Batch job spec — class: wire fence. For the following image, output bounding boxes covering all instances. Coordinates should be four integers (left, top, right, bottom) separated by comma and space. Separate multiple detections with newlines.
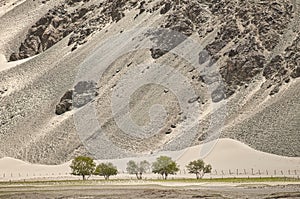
201, 169, 300, 179
0, 169, 299, 181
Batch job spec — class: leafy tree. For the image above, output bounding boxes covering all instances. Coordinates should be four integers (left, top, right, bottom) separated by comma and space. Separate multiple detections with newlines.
70, 156, 96, 180
152, 156, 179, 180
186, 159, 212, 179
94, 162, 118, 180
126, 160, 150, 179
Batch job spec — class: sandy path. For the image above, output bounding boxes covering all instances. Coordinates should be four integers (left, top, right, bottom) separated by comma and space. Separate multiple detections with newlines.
0, 183, 299, 199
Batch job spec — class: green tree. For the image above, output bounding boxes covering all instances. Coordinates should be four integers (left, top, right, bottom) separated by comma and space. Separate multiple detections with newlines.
126, 160, 150, 179
186, 159, 212, 179
94, 162, 118, 180
152, 156, 179, 180
70, 156, 96, 180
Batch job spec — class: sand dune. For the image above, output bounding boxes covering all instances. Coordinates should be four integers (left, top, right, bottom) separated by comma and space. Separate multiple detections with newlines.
177, 138, 300, 172
0, 138, 299, 181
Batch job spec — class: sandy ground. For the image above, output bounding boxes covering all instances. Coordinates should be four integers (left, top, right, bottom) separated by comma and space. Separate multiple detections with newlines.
0, 183, 299, 199
0, 138, 299, 181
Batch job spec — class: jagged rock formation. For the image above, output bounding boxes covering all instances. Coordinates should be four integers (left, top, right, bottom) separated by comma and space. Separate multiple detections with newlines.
9, 3, 96, 61
11, 0, 297, 97
9, 0, 141, 61
204, 0, 295, 98
263, 34, 300, 92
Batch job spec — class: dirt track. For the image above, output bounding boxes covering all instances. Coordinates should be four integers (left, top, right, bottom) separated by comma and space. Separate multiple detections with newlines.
0, 184, 300, 199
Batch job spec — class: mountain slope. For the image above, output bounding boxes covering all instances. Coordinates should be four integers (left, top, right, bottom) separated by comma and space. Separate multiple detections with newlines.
0, 0, 299, 164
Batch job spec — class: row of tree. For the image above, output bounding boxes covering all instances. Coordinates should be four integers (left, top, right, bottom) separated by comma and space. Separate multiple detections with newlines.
70, 156, 212, 180
70, 156, 117, 180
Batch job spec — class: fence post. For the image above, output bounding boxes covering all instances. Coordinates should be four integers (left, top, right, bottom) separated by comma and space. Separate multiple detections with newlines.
251, 168, 254, 175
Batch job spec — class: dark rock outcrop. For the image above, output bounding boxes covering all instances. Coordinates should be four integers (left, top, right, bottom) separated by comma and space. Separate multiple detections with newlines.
9, 0, 299, 101
9, 0, 139, 61
55, 90, 73, 115
291, 67, 300, 78
9, 5, 92, 61
73, 81, 98, 108
203, 0, 294, 98
55, 81, 98, 115
211, 85, 226, 103
262, 34, 300, 94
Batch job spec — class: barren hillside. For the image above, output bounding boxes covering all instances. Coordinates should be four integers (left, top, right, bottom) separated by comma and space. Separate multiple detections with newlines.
0, 0, 299, 164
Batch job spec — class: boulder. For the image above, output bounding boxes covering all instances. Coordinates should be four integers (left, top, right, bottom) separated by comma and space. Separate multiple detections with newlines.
160, 2, 172, 15
73, 81, 98, 108
291, 67, 300, 78
55, 100, 72, 115
55, 90, 73, 115
211, 86, 226, 103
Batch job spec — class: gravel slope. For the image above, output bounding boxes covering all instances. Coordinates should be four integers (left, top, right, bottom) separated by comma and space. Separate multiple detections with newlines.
0, 0, 299, 164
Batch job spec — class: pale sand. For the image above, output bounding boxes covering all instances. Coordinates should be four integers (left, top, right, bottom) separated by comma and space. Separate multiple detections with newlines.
177, 138, 300, 171
0, 53, 34, 72
0, 138, 299, 181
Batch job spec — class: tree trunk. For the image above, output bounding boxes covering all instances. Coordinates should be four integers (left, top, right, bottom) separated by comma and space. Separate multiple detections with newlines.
82, 175, 86, 180
164, 173, 168, 180
139, 172, 143, 180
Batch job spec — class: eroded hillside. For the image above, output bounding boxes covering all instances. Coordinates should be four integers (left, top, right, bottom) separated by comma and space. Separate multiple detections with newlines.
0, 0, 299, 164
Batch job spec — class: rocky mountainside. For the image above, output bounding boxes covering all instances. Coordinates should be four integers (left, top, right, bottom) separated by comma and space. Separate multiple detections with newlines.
0, 0, 299, 164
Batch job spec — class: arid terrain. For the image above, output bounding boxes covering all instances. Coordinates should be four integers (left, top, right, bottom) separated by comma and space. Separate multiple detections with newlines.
0, 0, 300, 198
0, 183, 300, 199
0, 0, 299, 164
